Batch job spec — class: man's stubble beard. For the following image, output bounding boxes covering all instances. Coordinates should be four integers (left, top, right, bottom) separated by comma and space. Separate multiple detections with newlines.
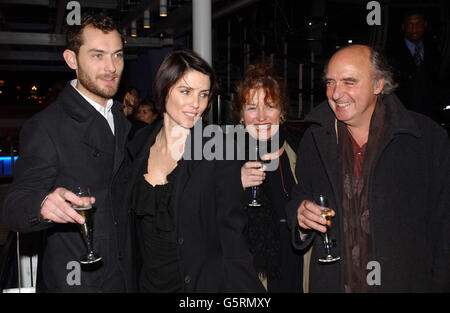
77, 63, 122, 100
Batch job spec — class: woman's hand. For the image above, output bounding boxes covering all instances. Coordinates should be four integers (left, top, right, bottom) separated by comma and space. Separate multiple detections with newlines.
241, 161, 266, 189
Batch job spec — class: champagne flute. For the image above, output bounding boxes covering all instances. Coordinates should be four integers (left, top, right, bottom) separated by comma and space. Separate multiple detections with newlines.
317, 194, 340, 263
248, 143, 263, 207
72, 187, 102, 264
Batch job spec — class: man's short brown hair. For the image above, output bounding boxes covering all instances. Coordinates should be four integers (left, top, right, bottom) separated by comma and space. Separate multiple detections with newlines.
65, 12, 120, 54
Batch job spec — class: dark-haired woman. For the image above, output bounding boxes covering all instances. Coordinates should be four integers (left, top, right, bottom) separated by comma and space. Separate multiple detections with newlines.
127, 50, 264, 293
233, 63, 303, 292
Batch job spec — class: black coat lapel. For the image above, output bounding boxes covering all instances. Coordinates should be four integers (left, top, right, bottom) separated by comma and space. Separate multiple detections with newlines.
127, 120, 163, 196
311, 124, 340, 209
112, 102, 131, 176
304, 101, 341, 210
59, 83, 115, 155
171, 158, 188, 224
171, 124, 204, 221
128, 120, 162, 161
81, 114, 115, 155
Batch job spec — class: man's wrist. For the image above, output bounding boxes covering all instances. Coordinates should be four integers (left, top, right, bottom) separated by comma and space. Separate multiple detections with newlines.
297, 225, 312, 241
40, 194, 49, 208
39, 194, 53, 223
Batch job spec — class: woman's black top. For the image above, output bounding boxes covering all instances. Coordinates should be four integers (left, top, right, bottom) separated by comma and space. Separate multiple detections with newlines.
265, 150, 303, 292
245, 148, 303, 292
132, 160, 182, 293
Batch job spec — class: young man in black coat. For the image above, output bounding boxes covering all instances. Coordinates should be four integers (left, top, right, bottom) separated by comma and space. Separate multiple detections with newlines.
2, 13, 135, 292
287, 44, 450, 292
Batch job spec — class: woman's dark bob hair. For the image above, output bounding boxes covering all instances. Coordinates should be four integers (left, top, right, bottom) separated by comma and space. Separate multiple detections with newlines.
152, 49, 218, 119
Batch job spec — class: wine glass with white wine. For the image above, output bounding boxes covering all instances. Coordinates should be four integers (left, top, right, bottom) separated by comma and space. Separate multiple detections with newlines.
317, 194, 340, 263
248, 143, 263, 207
72, 187, 102, 264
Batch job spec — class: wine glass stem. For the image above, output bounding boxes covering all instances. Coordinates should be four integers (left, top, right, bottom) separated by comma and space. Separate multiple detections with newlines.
86, 241, 94, 254
81, 224, 94, 252
323, 232, 332, 254
252, 186, 258, 199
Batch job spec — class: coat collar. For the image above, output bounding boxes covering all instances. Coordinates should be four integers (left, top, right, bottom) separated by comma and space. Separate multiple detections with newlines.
127, 119, 163, 161
381, 93, 421, 139
58, 82, 123, 122
59, 83, 95, 121
111, 103, 131, 175
58, 82, 130, 175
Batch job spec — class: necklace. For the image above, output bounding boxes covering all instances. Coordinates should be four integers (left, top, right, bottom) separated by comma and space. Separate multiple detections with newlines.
278, 154, 289, 198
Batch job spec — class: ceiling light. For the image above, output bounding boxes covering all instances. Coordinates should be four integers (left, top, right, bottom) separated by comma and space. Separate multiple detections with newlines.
160, 0, 167, 17
131, 20, 137, 37
144, 9, 150, 28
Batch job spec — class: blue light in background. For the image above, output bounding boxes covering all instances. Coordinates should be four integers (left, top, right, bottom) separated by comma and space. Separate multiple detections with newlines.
0, 156, 19, 176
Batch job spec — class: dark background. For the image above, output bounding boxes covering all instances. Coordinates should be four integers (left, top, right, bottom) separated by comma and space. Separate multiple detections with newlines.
0, 0, 449, 158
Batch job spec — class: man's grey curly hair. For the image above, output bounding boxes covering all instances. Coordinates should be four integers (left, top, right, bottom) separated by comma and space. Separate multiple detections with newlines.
369, 47, 398, 95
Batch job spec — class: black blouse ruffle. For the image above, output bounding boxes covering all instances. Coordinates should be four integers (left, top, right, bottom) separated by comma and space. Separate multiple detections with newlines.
132, 162, 182, 293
